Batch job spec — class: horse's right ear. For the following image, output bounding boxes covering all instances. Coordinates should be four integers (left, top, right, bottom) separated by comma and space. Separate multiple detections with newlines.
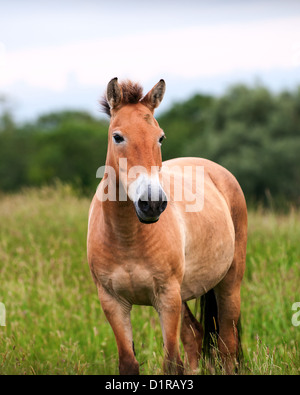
106, 77, 122, 110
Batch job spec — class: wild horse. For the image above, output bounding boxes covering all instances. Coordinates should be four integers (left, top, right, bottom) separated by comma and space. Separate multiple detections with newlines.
87, 78, 247, 374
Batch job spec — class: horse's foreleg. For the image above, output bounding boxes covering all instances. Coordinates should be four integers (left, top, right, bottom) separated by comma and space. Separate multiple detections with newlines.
155, 282, 184, 375
97, 285, 139, 375
180, 302, 203, 372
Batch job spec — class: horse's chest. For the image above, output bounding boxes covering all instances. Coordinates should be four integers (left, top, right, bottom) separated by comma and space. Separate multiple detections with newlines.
99, 264, 155, 306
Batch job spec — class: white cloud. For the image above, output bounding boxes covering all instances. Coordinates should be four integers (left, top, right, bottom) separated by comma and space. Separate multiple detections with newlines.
1, 16, 300, 92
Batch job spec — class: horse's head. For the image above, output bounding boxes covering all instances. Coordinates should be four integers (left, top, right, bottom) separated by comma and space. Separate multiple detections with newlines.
103, 78, 168, 224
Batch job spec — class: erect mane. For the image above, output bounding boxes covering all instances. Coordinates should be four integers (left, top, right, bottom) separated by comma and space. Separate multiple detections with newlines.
100, 80, 144, 117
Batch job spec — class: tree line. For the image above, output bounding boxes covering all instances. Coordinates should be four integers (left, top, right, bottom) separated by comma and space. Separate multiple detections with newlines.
0, 83, 299, 207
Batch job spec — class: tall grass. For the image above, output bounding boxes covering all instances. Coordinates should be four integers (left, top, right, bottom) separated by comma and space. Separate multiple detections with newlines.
0, 185, 299, 374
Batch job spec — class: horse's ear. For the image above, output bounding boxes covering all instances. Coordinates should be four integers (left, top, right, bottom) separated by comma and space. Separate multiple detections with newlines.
106, 77, 122, 110
141, 79, 166, 112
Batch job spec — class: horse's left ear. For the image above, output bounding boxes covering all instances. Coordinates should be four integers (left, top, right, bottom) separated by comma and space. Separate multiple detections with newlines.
141, 79, 166, 112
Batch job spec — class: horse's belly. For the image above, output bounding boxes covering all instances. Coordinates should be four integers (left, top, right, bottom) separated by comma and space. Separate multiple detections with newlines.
180, 236, 235, 301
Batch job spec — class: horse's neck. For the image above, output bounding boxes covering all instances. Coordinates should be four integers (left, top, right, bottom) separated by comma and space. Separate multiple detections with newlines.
104, 202, 143, 246
97, 178, 141, 243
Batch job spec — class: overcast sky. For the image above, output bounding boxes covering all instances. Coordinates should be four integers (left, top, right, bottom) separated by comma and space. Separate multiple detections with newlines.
1, 0, 300, 121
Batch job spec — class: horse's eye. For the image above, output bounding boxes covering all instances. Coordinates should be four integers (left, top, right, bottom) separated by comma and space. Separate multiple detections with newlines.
113, 134, 125, 144
159, 135, 165, 145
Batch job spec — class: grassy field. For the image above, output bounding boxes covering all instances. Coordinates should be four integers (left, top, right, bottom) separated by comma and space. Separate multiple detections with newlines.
0, 185, 299, 375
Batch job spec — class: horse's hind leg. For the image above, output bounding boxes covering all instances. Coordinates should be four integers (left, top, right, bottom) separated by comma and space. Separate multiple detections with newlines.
214, 279, 242, 373
214, 213, 247, 373
180, 302, 203, 371
156, 281, 184, 374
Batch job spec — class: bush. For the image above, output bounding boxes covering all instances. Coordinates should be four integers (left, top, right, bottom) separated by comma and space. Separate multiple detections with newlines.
0, 85, 300, 206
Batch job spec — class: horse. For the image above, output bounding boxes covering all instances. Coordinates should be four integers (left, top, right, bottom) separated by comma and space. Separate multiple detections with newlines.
87, 78, 247, 375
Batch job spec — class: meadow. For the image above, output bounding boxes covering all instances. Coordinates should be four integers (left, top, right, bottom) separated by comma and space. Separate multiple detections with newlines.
0, 184, 299, 375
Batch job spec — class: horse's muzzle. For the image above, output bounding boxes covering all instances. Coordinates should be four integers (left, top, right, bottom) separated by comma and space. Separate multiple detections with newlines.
134, 187, 168, 224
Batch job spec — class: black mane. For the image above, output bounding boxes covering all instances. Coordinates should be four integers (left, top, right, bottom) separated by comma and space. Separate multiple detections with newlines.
100, 80, 144, 117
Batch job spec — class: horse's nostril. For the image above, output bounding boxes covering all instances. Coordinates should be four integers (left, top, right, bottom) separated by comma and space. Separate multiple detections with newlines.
138, 197, 167, 217
138, 199, 150, 213
160, 200, 168, 213
137, 190, 167, 218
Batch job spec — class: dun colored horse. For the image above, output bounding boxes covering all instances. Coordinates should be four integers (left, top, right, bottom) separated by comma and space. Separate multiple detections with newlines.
87, 78, 247, 375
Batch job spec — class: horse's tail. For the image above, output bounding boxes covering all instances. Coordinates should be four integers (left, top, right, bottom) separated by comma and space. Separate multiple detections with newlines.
199, 289, 243, 365
200, 289, 219, 359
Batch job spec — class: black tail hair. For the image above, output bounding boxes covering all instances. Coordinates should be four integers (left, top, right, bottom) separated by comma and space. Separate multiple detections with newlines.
200, 289, 219, 358
199, 289, 243, 366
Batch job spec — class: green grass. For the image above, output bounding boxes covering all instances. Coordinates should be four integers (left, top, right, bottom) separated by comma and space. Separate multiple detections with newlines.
0, 185, 299, 375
